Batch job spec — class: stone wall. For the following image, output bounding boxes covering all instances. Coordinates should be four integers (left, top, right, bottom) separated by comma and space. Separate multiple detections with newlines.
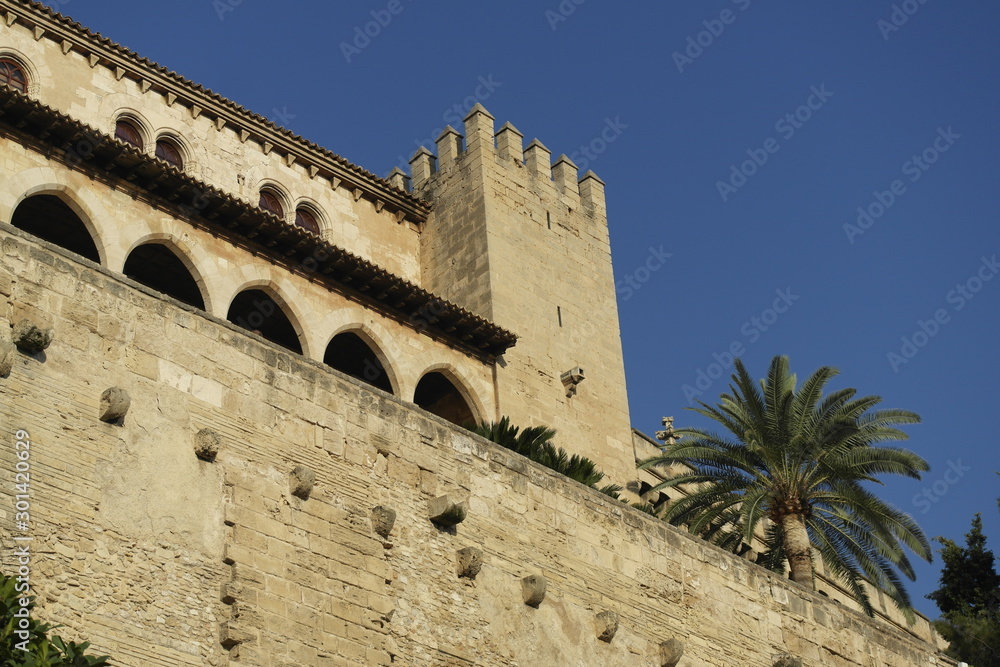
0, 228, 954, 666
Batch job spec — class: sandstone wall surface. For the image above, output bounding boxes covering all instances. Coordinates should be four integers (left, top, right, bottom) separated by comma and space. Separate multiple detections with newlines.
0, 228, 954, 667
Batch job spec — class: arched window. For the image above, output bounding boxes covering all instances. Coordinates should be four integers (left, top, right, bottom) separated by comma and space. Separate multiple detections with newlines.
294, 207, 320, 235
155, 138, 184, 170
227, 289, 302, 354
123, 243, 205, 309
258, 190, 284, 218
414, 371, 476, 427
115, 119, 144, 150
0, 58, 27, 94
11, 194, 101, 264
324, 332, 394, 394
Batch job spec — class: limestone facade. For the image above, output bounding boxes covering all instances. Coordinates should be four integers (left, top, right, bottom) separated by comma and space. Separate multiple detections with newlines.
0, 1, 954, 665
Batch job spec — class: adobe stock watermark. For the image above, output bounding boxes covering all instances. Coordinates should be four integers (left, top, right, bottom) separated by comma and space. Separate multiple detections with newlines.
681, 287, 799, 404
672, 0, 752, 74
392, 75, 503, 172
912, 459, 970, 514
844, 126, 960, 244
271, 106, 296, 127
212, 0, 244, 21
877, 0, 932, 41
887, 254, 999, 373
615, 246, 672, 302
545, 0, 587, 31
340, 0, 414, 63
568, 116, 628, 172
716, 85, 834, 202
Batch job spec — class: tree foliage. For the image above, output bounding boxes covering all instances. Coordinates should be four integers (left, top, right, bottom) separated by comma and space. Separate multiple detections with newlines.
928, 514, 1000, 666
469, 417, 621, 497
639, 355, 931, 619
0, 573, 110, 666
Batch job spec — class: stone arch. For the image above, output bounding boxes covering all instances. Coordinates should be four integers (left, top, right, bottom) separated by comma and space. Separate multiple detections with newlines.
122, 237, 209, 310
292, 197, 326, 236
0, 48, 40, 97
226, 280, 309, 357
124, 228, 222, 315
255, 179, 291, 223
413, 364, 483, 427
111, 107, 153, 152
323, 324, 399, 395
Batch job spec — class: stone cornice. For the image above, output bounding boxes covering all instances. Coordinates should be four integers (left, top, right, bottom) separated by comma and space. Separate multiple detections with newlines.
0, 0, 430, 226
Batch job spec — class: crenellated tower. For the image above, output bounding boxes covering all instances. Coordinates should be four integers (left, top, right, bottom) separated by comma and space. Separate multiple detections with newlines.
405, 104, 633, 485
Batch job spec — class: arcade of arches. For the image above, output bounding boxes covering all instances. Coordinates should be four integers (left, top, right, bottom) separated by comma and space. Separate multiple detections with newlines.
8, 194, 478, 427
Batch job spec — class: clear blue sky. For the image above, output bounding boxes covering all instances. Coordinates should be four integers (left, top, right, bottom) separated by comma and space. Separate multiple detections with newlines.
42, 0, 999, 619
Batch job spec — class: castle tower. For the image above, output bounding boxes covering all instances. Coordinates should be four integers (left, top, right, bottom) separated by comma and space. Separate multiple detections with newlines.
410, 104, 634, 484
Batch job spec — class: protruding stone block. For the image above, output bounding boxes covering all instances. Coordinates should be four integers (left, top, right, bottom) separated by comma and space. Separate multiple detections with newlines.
456, 547, 483, 579
659, 638, 684, 667
521, 574, 546, 607
12, 319, 52, 353
371, 506, 396, 538
289, 465, 316, 500
552, 154, 579, 194
428, 495, 467, 527
0, 337, 15, 376
579, 170, 606, 218
595, 610, 619, 643
773, 656, 802, 667
99, 387, 130, 423
195, 428, 221, 462
463, 103, 495, 154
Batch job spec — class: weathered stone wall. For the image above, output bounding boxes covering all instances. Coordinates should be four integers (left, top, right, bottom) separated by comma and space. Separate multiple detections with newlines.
0, 228, 954, 666
0, 4, 423, 283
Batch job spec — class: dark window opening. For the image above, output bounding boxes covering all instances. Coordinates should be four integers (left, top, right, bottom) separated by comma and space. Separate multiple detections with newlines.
294, 208, 320, 235
258, 190, 284, 218
155, 139, 184, 170
123, 243, 205, 309
0, 58, 27, 94
414, 372, 474, 427
115, 119, 143, 149
227, 289, 301, 354
324, 332, 393, 394
557, 306, 562, 327
11, 195, 101, 263
546, 211, 551, 229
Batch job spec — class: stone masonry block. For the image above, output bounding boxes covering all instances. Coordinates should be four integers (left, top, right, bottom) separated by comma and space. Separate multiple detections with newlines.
289, 465, 316, 500
99, 387, 130, 423
595, 610, 619, 643
521, 574, 546, 607
659, 638, 685, 667
371, 506, 396, 538
456, 547, 483, 579
12, 318, 52, 353
195, 428, 221, 462
773, 656, 802, 667
0, 336, 14, 376
428, 495, 467, 527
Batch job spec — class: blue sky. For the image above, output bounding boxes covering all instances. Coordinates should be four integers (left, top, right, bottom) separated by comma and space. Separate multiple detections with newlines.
42, 0, 999, 618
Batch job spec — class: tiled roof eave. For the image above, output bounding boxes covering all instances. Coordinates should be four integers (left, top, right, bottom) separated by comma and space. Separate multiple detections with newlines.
0, 87, 518, 360
1, 0, 429, 223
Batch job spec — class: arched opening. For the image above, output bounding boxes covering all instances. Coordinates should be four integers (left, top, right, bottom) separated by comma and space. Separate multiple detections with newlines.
155, 137, 184, 170
10, 194, 101, 263
323, 332, 393, 394
0, 57, 28, 94
227, 289, 302, 354
115, 119, 144, 150
123, 243, 205, 309
258, 189, 284, 218
414, 371, 475, 427
294, 207, 321, 235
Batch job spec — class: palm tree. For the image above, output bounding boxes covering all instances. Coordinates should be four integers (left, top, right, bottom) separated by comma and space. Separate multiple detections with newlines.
639, 355, 931, 619
469, 417, 620, 495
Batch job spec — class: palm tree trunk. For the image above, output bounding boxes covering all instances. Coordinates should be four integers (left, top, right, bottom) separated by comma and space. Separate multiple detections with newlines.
781, 513, 813, 586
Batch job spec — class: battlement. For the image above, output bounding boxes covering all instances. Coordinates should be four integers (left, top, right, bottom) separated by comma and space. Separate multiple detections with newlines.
403, 104, 607, 218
